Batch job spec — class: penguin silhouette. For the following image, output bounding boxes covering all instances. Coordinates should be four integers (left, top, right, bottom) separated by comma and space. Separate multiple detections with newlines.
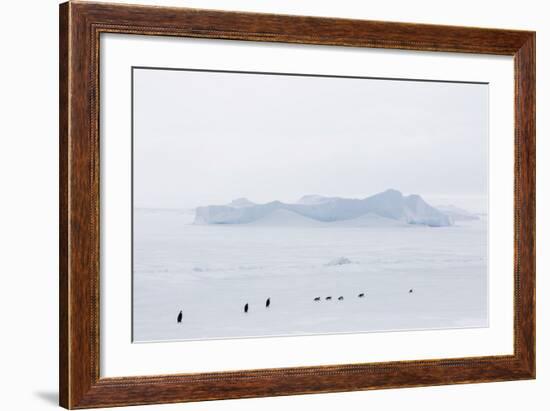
314, 297, 321, 301
177, 310, 183, 323
244, 303, 249, 313
265, 298, 271, 308
409, 289, 414, 294
338, 296, 344, 301
358, 293, 365, 298
325, 296, 332, 301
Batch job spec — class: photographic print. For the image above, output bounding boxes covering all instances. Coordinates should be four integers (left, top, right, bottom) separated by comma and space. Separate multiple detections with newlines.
132, 67, 488, 343
60, 5, 535, 406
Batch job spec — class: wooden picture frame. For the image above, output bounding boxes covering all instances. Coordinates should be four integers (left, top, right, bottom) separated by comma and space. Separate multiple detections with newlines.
59, 1, 535, 408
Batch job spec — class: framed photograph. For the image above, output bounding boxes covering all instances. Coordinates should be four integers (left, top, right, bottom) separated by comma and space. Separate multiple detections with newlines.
59, 2, 535, 409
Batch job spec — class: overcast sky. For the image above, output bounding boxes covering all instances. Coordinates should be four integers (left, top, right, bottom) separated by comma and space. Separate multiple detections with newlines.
133, 68, 488, 212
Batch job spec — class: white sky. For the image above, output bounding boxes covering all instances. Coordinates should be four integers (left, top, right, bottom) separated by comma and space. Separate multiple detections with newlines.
133, 68, 488, 212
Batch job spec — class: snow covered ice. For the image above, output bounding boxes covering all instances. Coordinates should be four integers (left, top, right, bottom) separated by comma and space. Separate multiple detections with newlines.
132, 191, 487, 342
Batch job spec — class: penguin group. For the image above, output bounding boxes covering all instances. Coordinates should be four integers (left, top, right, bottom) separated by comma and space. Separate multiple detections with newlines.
314, 292, 365, 302
242, 298, 271, 314
177, 288, 416, 322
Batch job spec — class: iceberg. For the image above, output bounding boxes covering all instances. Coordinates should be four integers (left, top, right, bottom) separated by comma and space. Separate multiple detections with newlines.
194, 189, 453, 227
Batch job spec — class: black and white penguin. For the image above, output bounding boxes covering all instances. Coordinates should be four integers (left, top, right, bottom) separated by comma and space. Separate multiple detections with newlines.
177, 310, 183, 323
244, 303, 249, 313
265, 298, 271, 308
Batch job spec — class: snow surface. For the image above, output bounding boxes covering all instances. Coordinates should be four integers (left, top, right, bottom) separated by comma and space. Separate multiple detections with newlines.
133, 208, 488, 342
194, 189, 452, 227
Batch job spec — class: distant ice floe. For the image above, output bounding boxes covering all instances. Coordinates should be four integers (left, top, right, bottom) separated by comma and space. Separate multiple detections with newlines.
436, 204, 480, 222
194, 189, 454, 227
325, 257, 355, 266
